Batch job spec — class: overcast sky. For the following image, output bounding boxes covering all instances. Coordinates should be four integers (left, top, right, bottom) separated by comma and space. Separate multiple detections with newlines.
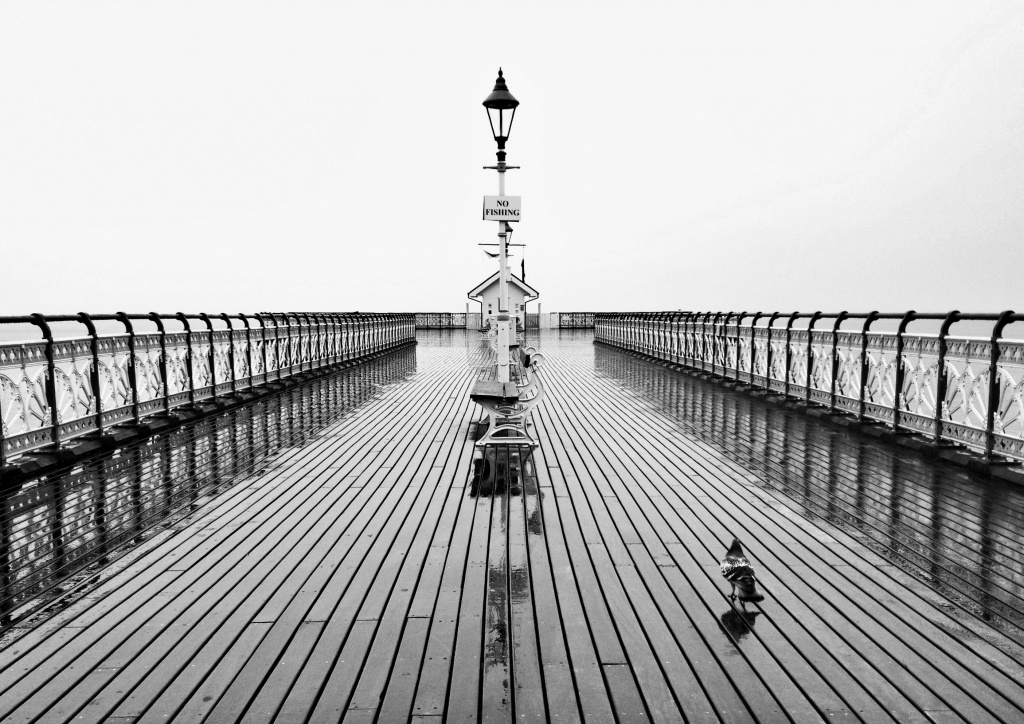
2, 1, 1021, 315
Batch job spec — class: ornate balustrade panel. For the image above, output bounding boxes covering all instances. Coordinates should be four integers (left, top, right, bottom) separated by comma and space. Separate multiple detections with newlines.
594, 311, 1024, 463
808, 330, 834, 406
558, 313, 595, 329
415, 313, 472, 329
833, 331, 863, 414
752, 328, 770, 386
862, 332, 898, 423
1, 313, 416, 465
939, 336, 992, 451
995, 339, 1024, 460
897, 334, 939, 433
787, 329, 809, 395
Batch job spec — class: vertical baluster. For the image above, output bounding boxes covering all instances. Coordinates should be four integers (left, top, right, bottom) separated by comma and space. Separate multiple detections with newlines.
765, 312, 780, 392
984, 310, 1015, 460
176, 313, 195, 404
749, 313, 761, 385
199, 313, 216, 401
148, 313, 170, 414
30, 314, 60, 446
78, 313, 106, 432
858, 312, 879, 421
784, 312, 800, 399
220, 314, 236, 395
829, 312, 848, 413
933, 311, 960, 443
238, 314, 252, 390
805, 312, 822, 405
892, 311, 916, 431
115, 312, 141, 423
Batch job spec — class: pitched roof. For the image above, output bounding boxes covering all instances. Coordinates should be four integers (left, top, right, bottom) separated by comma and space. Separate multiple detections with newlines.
467, 272, 539, 299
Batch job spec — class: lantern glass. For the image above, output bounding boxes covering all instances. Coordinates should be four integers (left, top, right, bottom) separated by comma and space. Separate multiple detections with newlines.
487, 106, 516, 141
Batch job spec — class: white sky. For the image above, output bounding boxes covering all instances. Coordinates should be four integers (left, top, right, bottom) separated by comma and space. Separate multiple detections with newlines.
1, 1, 1022, 315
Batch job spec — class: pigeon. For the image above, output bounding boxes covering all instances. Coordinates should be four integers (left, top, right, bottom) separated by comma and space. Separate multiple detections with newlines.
720, 538, 765, 608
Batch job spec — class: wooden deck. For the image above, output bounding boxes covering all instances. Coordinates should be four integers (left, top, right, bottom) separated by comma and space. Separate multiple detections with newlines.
2, 330, 1024, 723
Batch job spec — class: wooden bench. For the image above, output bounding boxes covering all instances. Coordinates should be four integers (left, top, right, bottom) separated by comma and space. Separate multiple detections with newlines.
470, 347, 546, 447
469, 380, 520, 405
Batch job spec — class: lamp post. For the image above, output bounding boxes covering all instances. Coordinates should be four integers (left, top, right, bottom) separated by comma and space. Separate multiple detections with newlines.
483, 68, 519, 383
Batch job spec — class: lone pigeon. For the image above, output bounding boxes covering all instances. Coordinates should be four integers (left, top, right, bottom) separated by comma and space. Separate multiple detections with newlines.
720, 538, 764, 607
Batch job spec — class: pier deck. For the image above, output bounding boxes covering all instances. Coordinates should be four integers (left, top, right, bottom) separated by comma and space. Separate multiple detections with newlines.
2, 330, 1024, 723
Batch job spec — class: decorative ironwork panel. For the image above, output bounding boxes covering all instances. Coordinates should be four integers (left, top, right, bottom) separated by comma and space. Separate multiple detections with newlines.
808, 331, 833, 398
751, 329, 769, 381
768, 338, 787, 383
788, 330, 809, 386
994, 340, 1024, 445
737, 331, 751, 375
941, 336, 990, 434
862, 332, 897, 413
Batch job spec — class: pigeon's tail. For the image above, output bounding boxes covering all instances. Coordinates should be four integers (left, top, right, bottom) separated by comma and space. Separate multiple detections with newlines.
735, 576, 764, 604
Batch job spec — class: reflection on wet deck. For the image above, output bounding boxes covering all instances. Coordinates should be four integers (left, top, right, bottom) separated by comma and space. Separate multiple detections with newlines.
2, 330, 1024, 723
1, 349, 417, 628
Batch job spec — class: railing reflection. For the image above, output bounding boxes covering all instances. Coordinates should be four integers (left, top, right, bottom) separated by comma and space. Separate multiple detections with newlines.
594, 345, 1024, 643
0, 347, 416, 630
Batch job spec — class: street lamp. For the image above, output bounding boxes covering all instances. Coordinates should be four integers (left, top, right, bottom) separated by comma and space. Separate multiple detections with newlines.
483, 68, 520, 383
483, 68, 519, 162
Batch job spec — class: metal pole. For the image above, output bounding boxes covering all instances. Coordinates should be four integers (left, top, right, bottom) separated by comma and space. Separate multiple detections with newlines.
858, 312, 879, 421
78, 313, 105, 433
933, 311, 960, 443
892, 310, 917, 431
149, 313, 170, 414
496, 160, 511, 383
984, 310, 1015, 460
29, 314, 60, 447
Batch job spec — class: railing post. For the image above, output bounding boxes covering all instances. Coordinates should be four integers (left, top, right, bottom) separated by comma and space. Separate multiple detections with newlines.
933, 311, 960, 443
238, 313, 252, 389
749, 313, 761, 384
805, 312, 822, 405
115, 312, 141, 424
701, 312, 712, 372
984, 310, 1015, 460
784, 312, 800, 399
199, 313, 216, 401
148, 313, 170, 414
220, 313, 237, 394
892, 310, 916, 431
857, 312, 879, 421
176, 313, 195, 405
829, 312, 848, 413
28, 314, 60, 447
77, 313, 105, 433
732, 312, 745, 381
254, 313, 269, 385
766, 312, 780, 391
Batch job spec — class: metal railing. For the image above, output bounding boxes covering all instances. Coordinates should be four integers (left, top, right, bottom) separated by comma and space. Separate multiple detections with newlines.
0, 312, 416, 466
558, 313, 595, 329
415, 313, 468, 328
594, 311, 1024, 463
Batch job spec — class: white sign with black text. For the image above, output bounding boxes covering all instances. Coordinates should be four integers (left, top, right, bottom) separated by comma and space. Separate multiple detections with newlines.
482, 196, 521, 221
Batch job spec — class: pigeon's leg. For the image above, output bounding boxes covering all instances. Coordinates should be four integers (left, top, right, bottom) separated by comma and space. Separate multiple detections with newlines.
729, 583, 736, 601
